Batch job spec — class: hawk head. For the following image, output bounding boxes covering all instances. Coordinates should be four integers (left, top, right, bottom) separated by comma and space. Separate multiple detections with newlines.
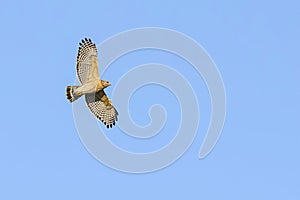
101, 80, 111, 88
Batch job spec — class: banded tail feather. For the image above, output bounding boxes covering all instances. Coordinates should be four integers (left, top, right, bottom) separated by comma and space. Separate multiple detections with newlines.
66, 86, 81, 102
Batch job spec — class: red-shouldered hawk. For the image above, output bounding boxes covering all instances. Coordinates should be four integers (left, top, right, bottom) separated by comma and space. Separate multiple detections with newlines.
66, 38, 118, 128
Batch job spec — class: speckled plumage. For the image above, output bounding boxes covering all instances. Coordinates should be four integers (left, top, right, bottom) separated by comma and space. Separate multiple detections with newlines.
66, 38, 118, 128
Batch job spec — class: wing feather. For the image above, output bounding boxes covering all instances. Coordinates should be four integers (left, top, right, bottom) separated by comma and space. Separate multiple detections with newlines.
76, 38, 99, 84
85, 90, 118, 128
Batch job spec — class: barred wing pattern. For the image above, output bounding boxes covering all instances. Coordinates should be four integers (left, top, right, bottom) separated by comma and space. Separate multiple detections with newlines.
85, 90, 119, 128
76, 38, 99, 84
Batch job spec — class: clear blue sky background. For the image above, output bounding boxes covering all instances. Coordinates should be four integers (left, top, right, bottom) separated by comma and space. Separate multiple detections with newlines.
1, 0, 299, 199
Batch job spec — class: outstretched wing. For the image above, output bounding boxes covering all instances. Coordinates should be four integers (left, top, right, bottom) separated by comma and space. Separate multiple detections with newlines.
76, 38, 99, 84
85, 90, 118, 128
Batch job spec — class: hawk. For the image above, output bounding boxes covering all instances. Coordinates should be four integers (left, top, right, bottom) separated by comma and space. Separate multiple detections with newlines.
66, 38, 118, 128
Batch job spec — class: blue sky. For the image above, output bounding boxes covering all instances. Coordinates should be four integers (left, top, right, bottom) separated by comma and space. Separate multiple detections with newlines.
1, 0, 300, 199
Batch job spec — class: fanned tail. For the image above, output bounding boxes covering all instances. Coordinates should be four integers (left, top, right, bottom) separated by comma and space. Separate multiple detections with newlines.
66, 86, 81, 102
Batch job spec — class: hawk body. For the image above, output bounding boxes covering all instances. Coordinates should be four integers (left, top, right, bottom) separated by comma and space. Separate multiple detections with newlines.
66, 38, 118, 128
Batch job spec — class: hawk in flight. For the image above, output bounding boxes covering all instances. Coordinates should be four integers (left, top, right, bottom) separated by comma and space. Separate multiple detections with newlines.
66, 38, 118, 128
